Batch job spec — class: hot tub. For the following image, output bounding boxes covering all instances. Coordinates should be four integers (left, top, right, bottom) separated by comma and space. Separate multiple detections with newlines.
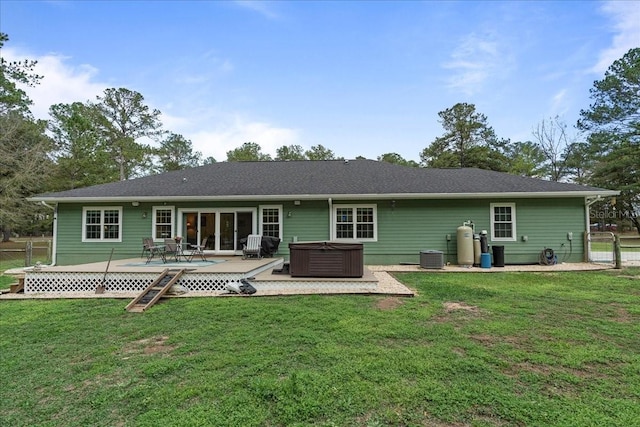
288, 241, 363, 278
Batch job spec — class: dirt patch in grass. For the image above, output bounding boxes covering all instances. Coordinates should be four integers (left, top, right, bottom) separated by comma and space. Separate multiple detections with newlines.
443, 302, 479, 313
609, 304, 633, 323
432, 302, 485, 323
120, 335, 175, 357
376, 297, 405, 310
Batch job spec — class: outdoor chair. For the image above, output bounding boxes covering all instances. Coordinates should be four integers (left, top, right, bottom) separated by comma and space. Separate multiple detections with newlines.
164, 238, 180, 262
141, 237, 154, 258
188, 237, 208, 262
243, 234, 262, 259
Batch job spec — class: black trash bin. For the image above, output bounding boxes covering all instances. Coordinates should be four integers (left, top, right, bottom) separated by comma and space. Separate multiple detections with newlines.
492, 245, 505, 267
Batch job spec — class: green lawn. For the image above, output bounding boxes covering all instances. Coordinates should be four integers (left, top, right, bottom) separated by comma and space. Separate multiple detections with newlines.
1, 269, 639, 426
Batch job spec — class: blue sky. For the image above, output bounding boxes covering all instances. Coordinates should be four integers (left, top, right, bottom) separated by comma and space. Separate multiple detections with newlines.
2, 1, 639, 162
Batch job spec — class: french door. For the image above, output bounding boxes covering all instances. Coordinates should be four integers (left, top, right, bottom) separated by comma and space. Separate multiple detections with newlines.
180, 209, 255, 254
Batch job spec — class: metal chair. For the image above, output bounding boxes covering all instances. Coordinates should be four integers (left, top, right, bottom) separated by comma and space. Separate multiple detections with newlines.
141, 237, 154, 258
242, 234, 262, 259
164, 238, 180, 262
188, 237, 208, 262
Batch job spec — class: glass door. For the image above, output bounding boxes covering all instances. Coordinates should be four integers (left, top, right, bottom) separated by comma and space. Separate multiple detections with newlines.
200, 213, 216, 249
236, 212, 253, 250
220, 213, 235, 251
183, 212, 198, 246
180, 209, 255, 253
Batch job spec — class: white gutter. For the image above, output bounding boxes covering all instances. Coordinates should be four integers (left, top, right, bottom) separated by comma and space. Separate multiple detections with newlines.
40, 201, 57, 266
28, 190, 620, 204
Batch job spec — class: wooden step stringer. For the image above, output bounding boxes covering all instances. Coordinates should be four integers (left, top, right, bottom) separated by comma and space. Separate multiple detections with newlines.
125, 269, 185, 313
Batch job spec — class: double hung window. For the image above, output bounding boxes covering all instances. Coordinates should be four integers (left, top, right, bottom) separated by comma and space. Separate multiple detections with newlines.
82, 207, 122, 242
490, 203, 516, 241
333, 205, 377, 241
260, 206, 282, 239
153, 207, 174, 240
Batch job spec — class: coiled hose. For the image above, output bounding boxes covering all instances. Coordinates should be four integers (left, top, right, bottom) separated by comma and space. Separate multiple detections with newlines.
539, 248, 556, 265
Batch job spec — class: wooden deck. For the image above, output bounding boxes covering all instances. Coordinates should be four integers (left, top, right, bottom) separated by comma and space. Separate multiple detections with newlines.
2, 256, 414, 298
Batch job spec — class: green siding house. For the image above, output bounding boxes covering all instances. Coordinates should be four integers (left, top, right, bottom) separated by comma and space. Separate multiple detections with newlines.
30, 160, 618, 266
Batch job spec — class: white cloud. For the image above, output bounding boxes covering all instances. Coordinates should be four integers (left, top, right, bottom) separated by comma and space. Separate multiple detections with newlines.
550, 89, 568, 116
233, 0, 280, 20
3, 48, 108, 120
177, 115, 300, 161
592, 1, 640, 73
443, 32, 513, 95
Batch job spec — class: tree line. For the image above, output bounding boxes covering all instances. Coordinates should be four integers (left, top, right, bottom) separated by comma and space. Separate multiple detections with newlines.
1, 32, 638, 238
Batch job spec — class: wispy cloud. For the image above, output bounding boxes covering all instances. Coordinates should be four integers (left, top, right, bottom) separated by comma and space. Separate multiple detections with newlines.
442, 31, 513, 96
3, 48, 107, 119
549, 89, 568, 116
5, 47, 297, 162
592, 0, 640, 73
185, 115, 300, 161
234, 1, 280, 20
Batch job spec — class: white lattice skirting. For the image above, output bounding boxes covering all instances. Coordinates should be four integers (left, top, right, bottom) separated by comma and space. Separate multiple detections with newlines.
25, 272, 246, 293
253, 280, 377, 292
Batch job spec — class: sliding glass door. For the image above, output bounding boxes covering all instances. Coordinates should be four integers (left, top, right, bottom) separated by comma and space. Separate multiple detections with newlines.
180, 209, 255, 253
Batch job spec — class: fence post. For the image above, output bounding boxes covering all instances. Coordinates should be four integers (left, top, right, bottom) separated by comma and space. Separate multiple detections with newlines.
614, 234, 622, 269
25, 241, 32, 267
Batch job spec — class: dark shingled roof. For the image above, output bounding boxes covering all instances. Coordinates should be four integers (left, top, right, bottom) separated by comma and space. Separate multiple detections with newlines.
33, 159, 616, 201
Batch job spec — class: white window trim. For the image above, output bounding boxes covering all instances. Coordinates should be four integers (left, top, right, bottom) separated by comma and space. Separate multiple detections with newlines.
82, 206, 123, 242
490, 203, 517, 242
332, 204, 377, 242
259, 205, 282, 239
152, 206, 175, 241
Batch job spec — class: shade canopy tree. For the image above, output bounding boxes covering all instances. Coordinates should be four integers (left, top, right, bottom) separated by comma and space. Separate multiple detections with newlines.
93, 88, 163, 180
420, 103, 509, 171
305, 144, 339, 160
504, 141, 548, 178
155, 132, 202, 172
0, 33, 41, 117
48, 102, 117, 189
0, 33, 51, 240
377, 153, 419, 167
275, 144, 306, 161
578, 47, 640, 233
226, 142, 273, 161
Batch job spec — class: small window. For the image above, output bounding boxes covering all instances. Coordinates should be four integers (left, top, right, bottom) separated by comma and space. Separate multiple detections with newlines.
333, 205, 377, 241
260, 206, 282, 239
153, 207, 174, 240
82, 207, 122, 242
491, 203, 516, 241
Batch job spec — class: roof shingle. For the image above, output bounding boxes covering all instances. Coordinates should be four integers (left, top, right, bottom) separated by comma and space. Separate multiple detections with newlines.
33, 159, 616, 200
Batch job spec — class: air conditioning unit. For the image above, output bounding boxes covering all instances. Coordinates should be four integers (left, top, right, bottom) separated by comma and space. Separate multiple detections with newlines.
420, 250, 444, 269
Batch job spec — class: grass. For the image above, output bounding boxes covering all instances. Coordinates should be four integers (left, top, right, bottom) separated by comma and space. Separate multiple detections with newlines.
1, 238, 52, 288
1, 269, 640, 426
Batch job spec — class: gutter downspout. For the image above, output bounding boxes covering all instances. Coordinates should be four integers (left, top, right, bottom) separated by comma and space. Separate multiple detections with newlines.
40, 201, 57, 266
584, 196, 601, 263
328, 198, 333, 240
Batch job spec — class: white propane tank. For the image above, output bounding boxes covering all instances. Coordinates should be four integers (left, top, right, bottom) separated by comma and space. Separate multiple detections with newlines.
457, 224, 474, 266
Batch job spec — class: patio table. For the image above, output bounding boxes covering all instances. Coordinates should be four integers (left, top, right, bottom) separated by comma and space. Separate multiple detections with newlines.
174, 243, 193, 263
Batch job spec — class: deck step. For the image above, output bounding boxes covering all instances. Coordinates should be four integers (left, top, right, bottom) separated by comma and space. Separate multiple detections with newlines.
125, 269, 185, 312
